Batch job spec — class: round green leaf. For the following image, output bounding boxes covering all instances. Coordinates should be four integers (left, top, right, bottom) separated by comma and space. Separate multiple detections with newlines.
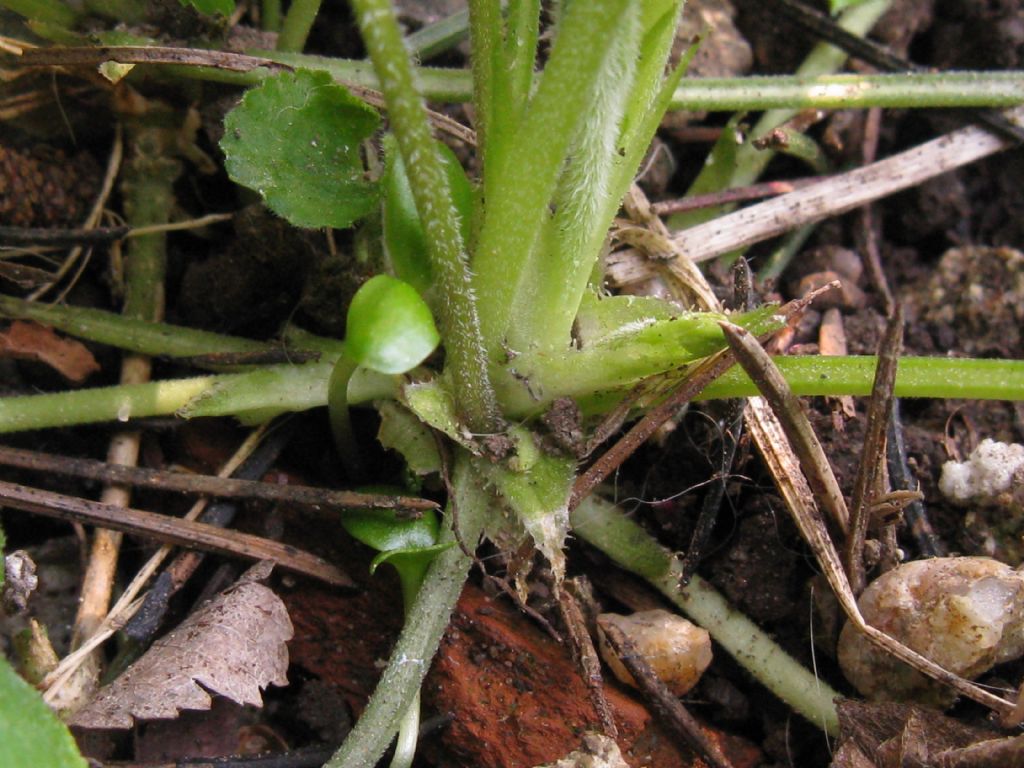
221, 69, 380, 229
345, 275, 440, 374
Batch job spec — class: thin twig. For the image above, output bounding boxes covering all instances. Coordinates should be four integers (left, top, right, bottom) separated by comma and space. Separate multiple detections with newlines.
0, 225, 131, 246
28, 126, 122, 301
887, 400, 945, 558
570, 348, 739, 511
0, 444, 438, 514
122, 421, 298, 642
558, 586, 617, 738
43, 424, 273, 701
844, 306, 903, 594
18, 45, 289, 72
0, 481, 352, 586
600, 622, 734, 768
671, 106, 1024, 264
680, 260, 753, 584
720, 322, 851, 535
650, 178, 823, 216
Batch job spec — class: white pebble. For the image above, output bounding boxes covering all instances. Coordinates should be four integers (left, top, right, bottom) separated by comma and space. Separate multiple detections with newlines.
939, 439, 1024, 503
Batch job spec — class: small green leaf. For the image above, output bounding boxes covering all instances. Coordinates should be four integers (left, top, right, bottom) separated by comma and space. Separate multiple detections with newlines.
221, 70, 380, 229
345, 275, 440, 375
0, 657, 87, 768
342, 500, 447, 610
377, 400, 442, 475
382, 134, 474, 296
341, 505, 440, 555
179, 0, 234, 16
370, 544, 450, 575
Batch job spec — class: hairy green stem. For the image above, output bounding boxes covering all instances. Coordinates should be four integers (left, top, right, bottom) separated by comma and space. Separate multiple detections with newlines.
184, 54, 1024, 113
699, 355, 1024, 402
276, 0, 321, 52
516, 3, 641, 352
571, 495, 840, 735
467, 0, 500, 170
389, 689, 420, 768
471, 0, 631, 355
351, 0, 502, 435
325, 454, 483, 768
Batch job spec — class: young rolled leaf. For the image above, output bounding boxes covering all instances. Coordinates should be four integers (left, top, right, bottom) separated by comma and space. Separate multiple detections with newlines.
341, 501, 448, 611
221, 69, 380, 229
344, 275, 440, 375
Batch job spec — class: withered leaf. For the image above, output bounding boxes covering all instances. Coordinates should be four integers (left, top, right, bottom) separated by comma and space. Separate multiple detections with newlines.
0, 321, 100, 383
71, 562, 292, 729
833, 699, 999, 768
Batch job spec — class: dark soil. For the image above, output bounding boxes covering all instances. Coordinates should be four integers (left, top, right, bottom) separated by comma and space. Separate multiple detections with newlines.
2, 1, 1024, 767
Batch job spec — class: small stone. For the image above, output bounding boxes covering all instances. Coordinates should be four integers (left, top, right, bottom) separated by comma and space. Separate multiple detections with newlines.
597, 609, 712, 696
837, 557, 1024, 707
796, 270, 868, 312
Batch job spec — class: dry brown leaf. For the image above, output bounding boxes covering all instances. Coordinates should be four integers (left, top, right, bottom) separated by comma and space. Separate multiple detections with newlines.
70, 561, 292, 729
0, 321, 99, 382
832, 699, 998, 768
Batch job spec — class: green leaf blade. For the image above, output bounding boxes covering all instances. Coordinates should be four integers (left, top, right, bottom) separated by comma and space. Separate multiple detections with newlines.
382, 135, 474, 297
0, 658, 87, 768
345, 275, 440, 375
221, 70, 380, 229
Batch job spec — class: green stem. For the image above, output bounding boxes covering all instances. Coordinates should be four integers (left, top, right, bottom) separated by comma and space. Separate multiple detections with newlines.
121, 131, 178, 325
667, 70, 1024, 111
502, 0, 541, 119
700, 355, 1024, 402
671, 0, 889, 231
326, 454, 483, 768
1, 354, 1020, 434
262, 0, 281, 32
389, 689, 420, 768
499, 354, 1024, 417
404, 6, 472, 60
467, 0, 500, 169
351, 0, 502, 435
571, 495, 840, 735
182, 53, 1024, 113
516, 3, 641, 352
327, 356, 364, 479
276, 0, 321, 52
0, 364, 333, 434
471, 0, 631, 355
